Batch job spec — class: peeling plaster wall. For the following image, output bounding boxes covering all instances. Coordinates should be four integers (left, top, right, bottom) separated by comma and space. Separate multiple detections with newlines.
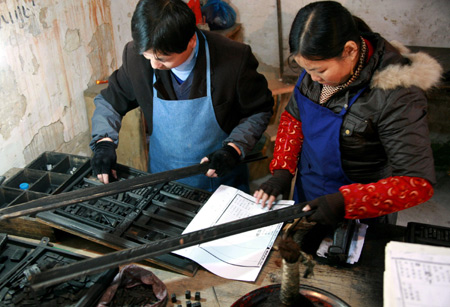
0, 0, 117, 175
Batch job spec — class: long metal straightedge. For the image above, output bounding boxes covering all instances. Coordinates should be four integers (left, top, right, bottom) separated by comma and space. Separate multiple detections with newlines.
30, 204, 312, 290
0, 163, 209, 220
0, 154, 265, 220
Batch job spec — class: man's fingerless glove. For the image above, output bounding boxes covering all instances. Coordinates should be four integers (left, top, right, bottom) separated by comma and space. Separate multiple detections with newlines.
91, 141, 117, 176
257, 169, 293, 198
207, 145, 240, 177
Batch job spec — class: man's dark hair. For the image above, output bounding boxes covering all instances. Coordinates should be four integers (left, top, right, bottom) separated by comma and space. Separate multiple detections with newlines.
289, 1, 372, 60
131, 0, 197, 55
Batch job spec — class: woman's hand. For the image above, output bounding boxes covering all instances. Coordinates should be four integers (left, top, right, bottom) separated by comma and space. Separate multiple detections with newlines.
302, 192, 345, 227
253, 169, 293, 209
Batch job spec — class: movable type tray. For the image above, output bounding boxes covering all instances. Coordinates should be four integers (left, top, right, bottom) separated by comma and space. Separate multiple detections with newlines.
0, 187, 24, 210
0, 233, 118, 306
36, 162, 212, 276
405, 222, 450, 247
2, 152, 90, 198
0, 152, 91, 240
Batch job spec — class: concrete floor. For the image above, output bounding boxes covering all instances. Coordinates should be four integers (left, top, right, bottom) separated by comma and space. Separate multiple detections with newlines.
396, 170, 450, 228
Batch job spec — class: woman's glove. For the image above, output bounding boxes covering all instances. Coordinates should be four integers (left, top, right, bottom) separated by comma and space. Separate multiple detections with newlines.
259, 169, 293, 198
207, 145, 240, 177
91, 141, 117, 183
304, 192, 345, 228
254, 169, 293, 208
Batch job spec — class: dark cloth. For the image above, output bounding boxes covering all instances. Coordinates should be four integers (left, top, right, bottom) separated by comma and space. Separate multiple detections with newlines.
286, 32, 436, 185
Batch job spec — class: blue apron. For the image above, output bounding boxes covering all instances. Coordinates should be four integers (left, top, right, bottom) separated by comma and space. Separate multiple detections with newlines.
294, 70, 366, 202
149, 34, 249, 192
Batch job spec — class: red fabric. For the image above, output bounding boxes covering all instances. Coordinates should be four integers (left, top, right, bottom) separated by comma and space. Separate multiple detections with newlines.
270, 111, 303, 175
340, 176, 434, 219
363, 38, 373, 64
187, 0, 203, 24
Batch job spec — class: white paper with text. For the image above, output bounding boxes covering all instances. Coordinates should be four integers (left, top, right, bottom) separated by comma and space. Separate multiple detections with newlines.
384, 241, 450, 307
173, 185, 294, 281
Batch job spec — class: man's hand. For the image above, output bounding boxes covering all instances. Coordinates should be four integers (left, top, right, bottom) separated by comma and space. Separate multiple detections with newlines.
302, 192, 345, 228
203, 144, 240, 178
253, 169, 293, 209
91, 140, 117, 184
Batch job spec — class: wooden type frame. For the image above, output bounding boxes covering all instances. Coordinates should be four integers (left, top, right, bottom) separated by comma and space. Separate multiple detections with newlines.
36, 161, 211, 276
0, 234, 117, 305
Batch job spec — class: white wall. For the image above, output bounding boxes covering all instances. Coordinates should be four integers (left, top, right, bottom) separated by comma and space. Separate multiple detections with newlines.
231, 0, 450, 73
110, 0, 139, 67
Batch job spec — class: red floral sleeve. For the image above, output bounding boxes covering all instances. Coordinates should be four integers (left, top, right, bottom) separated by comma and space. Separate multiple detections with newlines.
340, 176, 434, 219
269, 111, 303, 175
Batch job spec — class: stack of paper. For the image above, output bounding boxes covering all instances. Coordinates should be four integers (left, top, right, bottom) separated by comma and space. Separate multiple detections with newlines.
173, 185, 294, 282
384, 241, 450, 306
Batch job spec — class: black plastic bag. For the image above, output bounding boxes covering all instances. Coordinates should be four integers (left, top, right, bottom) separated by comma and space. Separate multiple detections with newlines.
201, 0, 236, 30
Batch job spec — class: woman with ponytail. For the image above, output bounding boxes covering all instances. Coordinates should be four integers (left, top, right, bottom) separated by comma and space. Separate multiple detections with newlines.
254, 1, 442, 228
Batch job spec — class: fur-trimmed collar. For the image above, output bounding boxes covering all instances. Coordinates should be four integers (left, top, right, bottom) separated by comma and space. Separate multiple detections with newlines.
371, 41, 443, 91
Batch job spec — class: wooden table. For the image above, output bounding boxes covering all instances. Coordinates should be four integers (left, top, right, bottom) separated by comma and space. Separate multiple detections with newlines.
53, 222, 405, 306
